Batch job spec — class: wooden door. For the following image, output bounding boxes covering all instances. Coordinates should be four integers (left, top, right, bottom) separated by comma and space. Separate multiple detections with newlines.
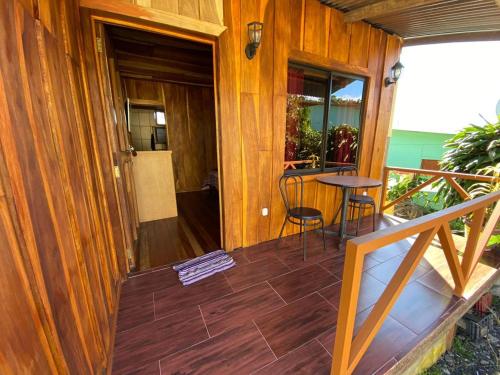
94, 23, 139, 270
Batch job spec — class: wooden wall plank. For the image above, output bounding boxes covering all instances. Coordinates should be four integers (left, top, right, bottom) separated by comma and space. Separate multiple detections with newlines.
217, 0, 243, 250
288, 0, 304, 51
151, 0, 178, 13
159, 82, 217, 192
199, 0, 223, 24
179, 0, 200, 19
328, 8, 351, 63
349, 21, 371, 68
369, 35, 403, 188
303, 0, 330, 57
269, 0, 291, 240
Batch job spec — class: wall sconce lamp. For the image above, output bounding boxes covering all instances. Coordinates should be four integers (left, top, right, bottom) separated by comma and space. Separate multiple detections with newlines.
384, 61, 404, 87
245, 21, 263, 60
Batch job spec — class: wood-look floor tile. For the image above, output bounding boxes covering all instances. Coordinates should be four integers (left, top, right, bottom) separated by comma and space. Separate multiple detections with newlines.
255, 293, 337, 358
223, 257, 290, 291
388, 282, 455, 335
368, 241, 410, 263
154, 273, 232, 319
112, 307, 208, 374
320, 253, 379, 277
318, 273, 386, 313
275, 233, 341, 270
372, 358, 397, 375
244, 240, 282, 262
230, 248, 250, 265
116, 292, 154, 333
252, 339, 332, 375
269, 264, 339, 303
112, 361, 160, 375
318, 310, 417, 375
366, 255, 429, 285
200, 282, 285, 336
417, 269, 456, 298
121, 268, 179, 298
160, 323, 275, 375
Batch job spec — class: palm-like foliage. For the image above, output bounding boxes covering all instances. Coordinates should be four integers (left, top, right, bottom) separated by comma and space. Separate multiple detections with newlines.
436, 119, 500, 208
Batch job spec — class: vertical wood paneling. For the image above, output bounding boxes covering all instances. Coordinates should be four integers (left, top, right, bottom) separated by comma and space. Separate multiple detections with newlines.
218, 0, 243, 250
268, 0, 291, 240
328, 9, 351, 63
151, 0, 178, 13
289, 0, 304, 51
199, 0, 223, 24
1, 0, 126, 373
369, 35, 403, 184
303, 0, 330, 57
221, 0, 401, 246
349, 21, 371, 67
158, 82, 217, 192
179, 0, 200, 19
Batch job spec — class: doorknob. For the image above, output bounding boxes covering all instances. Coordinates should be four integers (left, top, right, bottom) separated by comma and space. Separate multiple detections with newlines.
127, 145, 137, 157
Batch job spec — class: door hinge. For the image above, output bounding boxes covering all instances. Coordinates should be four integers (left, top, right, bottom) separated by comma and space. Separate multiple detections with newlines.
96, 37, 103, 53
114, 165, 121, 178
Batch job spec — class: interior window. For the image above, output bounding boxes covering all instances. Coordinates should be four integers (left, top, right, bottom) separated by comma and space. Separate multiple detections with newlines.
284, 63, 366, 173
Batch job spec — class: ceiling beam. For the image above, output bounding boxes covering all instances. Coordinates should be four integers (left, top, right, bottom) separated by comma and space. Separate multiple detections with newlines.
403, 30, 500, 46
344, 0, 443, 23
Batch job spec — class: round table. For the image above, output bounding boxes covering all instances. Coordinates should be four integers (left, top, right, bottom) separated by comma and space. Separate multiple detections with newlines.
316, 175, 382, 240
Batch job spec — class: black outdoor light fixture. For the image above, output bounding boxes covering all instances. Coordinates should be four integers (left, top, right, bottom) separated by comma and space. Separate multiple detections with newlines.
245, 21, 263, 60
384, 61, 404, 87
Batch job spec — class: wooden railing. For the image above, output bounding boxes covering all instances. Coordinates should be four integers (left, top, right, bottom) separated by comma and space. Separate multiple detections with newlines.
331, 190, 500, 375
379, 166, 498, 213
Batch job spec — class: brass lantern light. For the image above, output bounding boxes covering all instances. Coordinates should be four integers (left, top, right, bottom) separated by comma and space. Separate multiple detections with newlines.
385, 61, 404, 87
245, 21, 264, 60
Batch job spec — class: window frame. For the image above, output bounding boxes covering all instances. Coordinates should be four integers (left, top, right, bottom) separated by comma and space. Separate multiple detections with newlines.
284, 62, 368, 176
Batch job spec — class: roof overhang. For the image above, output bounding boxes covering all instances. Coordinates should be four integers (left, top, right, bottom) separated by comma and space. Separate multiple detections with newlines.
320, 0, 500, 46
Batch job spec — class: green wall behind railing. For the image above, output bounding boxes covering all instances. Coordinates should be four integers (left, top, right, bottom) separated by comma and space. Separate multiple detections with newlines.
387, 129, 455, 168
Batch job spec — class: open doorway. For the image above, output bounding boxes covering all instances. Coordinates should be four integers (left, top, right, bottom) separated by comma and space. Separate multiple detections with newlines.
101, 25, 222, 271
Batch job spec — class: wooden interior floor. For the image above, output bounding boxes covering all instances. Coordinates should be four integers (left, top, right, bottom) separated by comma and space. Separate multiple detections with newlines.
114, 215, 498, 375
136, 190, 221, 271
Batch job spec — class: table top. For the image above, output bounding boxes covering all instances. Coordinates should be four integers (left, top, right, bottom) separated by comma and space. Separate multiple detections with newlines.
316, 175, 382, 189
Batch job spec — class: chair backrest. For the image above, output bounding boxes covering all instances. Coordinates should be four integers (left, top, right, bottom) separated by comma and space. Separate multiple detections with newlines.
279, 174, 304, 213
338, 165, 357, 176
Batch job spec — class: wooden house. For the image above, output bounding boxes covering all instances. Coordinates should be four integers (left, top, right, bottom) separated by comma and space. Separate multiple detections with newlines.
1, 0, 499, 374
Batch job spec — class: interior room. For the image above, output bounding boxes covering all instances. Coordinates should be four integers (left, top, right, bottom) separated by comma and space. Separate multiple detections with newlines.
105, 25, 221, 271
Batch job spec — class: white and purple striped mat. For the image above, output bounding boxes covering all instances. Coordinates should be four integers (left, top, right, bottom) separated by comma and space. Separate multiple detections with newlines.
173, 250, 235, 286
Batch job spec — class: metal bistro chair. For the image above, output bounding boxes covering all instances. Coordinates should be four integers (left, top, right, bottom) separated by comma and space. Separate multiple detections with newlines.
277, 174, 326, 260
332, 166, 376, 236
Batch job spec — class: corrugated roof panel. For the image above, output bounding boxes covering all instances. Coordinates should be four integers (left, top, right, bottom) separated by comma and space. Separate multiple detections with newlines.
319, 0, 500, 41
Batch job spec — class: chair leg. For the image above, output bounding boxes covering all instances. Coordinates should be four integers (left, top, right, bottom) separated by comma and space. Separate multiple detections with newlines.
277, 216, 287, 249
320, 217, 326, 252
332, 204, 341, 226
356, 206, 363, 236
299, 219, 303, 238
303, 221, 307, 261
371, 203, 376, 232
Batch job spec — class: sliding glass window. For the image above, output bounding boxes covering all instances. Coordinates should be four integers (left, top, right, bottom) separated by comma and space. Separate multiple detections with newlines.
284, 63, 366, 174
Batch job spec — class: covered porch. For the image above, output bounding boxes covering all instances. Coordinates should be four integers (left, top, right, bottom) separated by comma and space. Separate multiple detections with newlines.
112, 200, 499, 374
1, 0, 499, 374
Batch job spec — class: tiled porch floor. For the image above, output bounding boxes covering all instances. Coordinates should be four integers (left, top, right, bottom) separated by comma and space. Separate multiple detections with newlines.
112, 216, 498, 375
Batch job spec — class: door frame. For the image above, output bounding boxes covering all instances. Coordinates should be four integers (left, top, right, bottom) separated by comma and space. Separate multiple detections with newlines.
87, 12, 226, 265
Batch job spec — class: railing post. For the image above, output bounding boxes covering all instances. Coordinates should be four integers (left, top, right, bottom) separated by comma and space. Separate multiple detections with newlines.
331, 241, 365, 375
379, 167, 389, 213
